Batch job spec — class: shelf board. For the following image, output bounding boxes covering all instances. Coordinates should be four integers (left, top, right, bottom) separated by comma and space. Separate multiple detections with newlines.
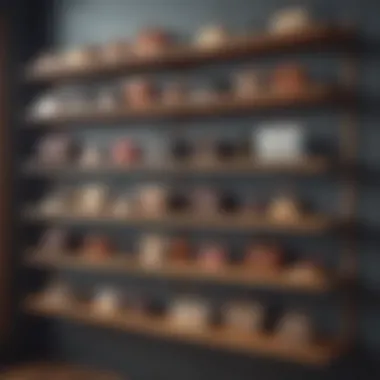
23, 209, 336, 233
23, 296, 343, 365
23, 157, 331, 177
25, 26, 354, 83
25, 86, 350, 126
25, 251, 333, 293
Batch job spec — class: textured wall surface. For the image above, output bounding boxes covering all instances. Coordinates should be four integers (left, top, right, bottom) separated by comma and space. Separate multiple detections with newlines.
21, 0, 380, 379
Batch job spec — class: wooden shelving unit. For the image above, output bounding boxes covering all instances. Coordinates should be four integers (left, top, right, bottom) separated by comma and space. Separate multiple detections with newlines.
24, 295, 342, 366
26, 86, 351, 126
25, 26, 353, 83
25, 251, 334, 293
23, 157, 331, 176
23, 209, 337, 233
22, 24, 357, 366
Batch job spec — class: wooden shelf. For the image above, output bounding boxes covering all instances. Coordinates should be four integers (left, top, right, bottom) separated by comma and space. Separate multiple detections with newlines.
23, 157, 331, 177
24, 295, 343, 365
25, 26, 354, 83
25, 251, 333, 293
23, 209, 336, 233
2, 363, 120, 380
26, 86, 350, 126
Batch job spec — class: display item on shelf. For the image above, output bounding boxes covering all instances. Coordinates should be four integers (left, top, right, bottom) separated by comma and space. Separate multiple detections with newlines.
41, 280, 73, 307
138, 184, 167, 216
111, 193, 134, 218
267, 194, 304, 223
95, 87, 118, 111
168, 237, 191, 263
222, 301, 265, 332
28, 91, 62, 119
79, 144, 103, 168
134, 28, 173, 57
36, 134, 73, 166
285, 261, 326, 285
38, 188, 71, 216
99, 40, 131, 64
122, 77, 156, 108
194, 25, 230, 49
276, 311, 313, 344
197, 242, 227, 271
111, 138, 141, 166
161, 82, 187, 105
38, 228, 68, 253
244, 242, 284, 272
82, 235, 113, 261
138, 234, 168, 268
75, 184, 108, 216
92, 287, 122, 315
268, 7, 311, 35
60, 46, 96, 70
189, 86, 220, 104
31, 51, 61, 75
254, 122, 304, 163
192, 187, 219, 215
168, 297, 211, 330
271, 64, 309, 95
233, 69, 263, 99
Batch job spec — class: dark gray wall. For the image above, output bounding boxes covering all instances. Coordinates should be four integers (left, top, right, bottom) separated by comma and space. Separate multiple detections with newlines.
24, 0, 380, 379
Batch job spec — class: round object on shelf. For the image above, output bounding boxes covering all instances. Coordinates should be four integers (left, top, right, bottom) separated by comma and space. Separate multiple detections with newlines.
168, 297, 211, 330
161, 82, 187, 105
122, 77, 156, 108
36, 134, 73, 166
75, 184, 108, 216
189, 86, 220, 104
138, 234, 168, 268
134, 28, 173, 57
138, 184, 167, 216
92, 287, 122, 315
58, 86, 91, 114
267, 195, 304, 223
270, 64, 309, 95
285, 261, 326, 285
222, 301, 265, 332
111, 138, 141, 166
60, 45, 97, 70
79, 144, 103, 168
194, 25, 230, 49
39, 188, 71, 216
197, 242, 227, 271
233, 69, 263, 99
276, 311, 313, 344
111, 193, 133, 218
244, 242, 284, 272
99, 40, 131, 64
192, 187, 219, 216
28, 92, 62, 119
168, 237, 191, 263
38, 228, 68, 252
95, 87, 118, 111
268, 7, 311, 35
31, 51, 61, 75
82, 235, 113, 261
42, 280, 73, 307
